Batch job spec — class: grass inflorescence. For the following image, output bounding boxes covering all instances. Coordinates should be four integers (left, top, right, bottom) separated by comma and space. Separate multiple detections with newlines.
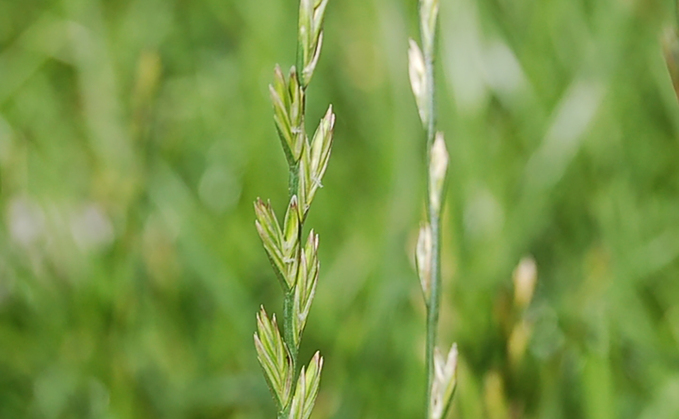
253, 1, 335, 418
408, 1, 458, 418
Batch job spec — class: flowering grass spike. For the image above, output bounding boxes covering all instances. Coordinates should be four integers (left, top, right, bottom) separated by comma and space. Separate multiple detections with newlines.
254, 1, 334, 418
408, 1, 458, 418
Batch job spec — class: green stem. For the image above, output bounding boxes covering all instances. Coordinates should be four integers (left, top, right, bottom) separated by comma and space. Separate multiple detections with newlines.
285, 163, 301, 372
422, 5, 440, 419
279, 4, 311, 418
425, 207, 441, 419
289, 163, 300, 200
283, 289, 299, 368
279, 166, 301, 419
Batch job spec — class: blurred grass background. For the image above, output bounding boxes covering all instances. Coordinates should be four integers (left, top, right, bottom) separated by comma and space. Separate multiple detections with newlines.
1, 0, 679, 418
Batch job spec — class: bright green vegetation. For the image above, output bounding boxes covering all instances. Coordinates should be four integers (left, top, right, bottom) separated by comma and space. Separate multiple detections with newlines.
253, 1, 333, 418
1, 0, 679, 418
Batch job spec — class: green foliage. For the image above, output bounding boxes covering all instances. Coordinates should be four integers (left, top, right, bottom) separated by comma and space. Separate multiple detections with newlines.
0, 0, 679, 418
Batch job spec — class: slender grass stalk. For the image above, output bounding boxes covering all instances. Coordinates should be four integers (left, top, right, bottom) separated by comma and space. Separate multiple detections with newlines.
253, 1, 334, 418
409, 1, 458, 418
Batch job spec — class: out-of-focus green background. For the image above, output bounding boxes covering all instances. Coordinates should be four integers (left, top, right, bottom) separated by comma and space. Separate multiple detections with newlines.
2, 0, 679, 417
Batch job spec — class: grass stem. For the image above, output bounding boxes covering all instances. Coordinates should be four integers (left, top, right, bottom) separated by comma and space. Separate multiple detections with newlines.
423, 47, 440, 419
